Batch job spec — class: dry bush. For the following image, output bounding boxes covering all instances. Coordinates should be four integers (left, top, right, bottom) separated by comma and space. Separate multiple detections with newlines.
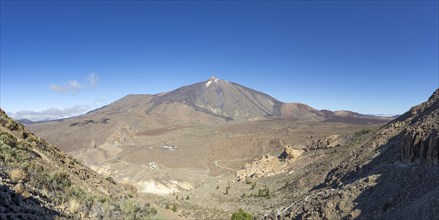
10, 168, 26, 182
69, 199, 81, 214
13, 183, 30, 198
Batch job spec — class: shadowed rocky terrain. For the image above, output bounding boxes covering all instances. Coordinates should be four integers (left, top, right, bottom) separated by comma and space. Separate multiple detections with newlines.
263, 89, 439, 219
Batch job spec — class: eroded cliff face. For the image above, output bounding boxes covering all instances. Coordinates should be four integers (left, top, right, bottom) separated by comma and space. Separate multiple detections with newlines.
401, 126, 439, 163
398, 89, 439, 164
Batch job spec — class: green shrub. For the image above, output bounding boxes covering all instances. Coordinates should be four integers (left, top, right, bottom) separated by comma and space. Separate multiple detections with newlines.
67, 185, 86, 200
225, 185, 231, 195
231, 209, 252, 220
172, 204, 177, 212
250, 182, 256, 190
354, 129, 372, 136
48, 170, 71, 190
6, 119, 19, 131
265, 188, 270, 198
254, 187, 270, 198
121, 199, 140, 218
105, 176, 116, 184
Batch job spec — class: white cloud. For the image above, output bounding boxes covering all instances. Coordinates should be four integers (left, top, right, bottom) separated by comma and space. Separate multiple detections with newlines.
87, 73, 99, 86
49, 80, 82, 93
69, 80, 82, 90
9, 105, 92, 121
48, 84, 67, 92
49, 73, 99, 93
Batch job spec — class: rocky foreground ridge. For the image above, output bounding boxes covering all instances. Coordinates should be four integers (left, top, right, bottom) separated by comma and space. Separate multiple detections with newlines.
264, 89, 439, 220
0, 109, 157, 219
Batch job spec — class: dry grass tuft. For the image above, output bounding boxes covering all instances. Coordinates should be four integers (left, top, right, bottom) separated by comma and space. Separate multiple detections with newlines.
69, 199, 81, 214
10, 168, 26, 182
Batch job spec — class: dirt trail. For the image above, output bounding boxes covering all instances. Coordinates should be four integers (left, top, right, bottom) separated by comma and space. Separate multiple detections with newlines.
213, 157, 255, 172
98, 133, 188, 165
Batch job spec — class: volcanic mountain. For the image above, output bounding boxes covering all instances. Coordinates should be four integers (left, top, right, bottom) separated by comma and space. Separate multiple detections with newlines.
147, 76, 282, 120
46, 77, 389, 123
27, 77, 390, 153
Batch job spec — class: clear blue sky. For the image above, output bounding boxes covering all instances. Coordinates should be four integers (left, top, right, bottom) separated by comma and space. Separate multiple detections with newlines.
1, 1, 438, 120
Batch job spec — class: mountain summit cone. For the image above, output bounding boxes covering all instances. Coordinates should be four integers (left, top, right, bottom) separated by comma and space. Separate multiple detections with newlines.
149, 77, 282, 120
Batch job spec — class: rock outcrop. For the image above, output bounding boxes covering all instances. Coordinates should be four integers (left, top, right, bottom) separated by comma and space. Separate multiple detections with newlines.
308, 135, 345, 150
236, 146, 304, 181
279, 145, 304, 160
236, 155, 283, 181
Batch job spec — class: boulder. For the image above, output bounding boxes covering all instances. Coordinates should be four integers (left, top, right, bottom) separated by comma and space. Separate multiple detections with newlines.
309, 135, 344, 150
280, 145, 304, 160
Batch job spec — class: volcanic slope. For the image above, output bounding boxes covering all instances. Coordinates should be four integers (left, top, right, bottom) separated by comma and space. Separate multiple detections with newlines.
263, 89, 439, 219
0, 109, 160, 219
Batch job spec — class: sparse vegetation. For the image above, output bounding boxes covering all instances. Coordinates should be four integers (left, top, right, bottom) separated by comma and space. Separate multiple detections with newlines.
68, 199, 81, 214
70, 118, 110, 127
105, 176, 116, 184
250, 182, 256, 190
10, 168, 26, 182
48, 170, 71, 190
172, 204, 177, 212
121, 199, 140, 219
231, 209, 252, 220
13, 183, 30, 198
354, 128, 372, 136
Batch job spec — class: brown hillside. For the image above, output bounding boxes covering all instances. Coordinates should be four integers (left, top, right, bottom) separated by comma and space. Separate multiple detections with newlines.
0, 109, 157, 219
